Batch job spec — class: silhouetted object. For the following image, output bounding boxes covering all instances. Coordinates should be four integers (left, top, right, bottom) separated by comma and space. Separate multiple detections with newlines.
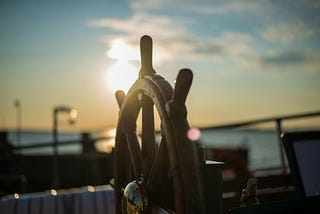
0, 131, 27, 196
230, 195, 320, 214
0, 131, 14, 174
82, 132, 96, 153
282, 131, 320, 197
114, 35, 207, 214
206, 147, 252, 178
14, 99, 22, 150
52, 106, 78, 189
240, 178, 260, 206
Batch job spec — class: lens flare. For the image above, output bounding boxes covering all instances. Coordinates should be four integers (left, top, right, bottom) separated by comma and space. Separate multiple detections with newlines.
187, 127, 201, 141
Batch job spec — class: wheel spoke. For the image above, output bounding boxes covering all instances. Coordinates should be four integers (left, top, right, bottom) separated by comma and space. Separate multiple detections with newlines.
115, 132, 132, 213
142, 95, 156, 179
115, 90, 126, 108
147, 136, 169, 200
125, 131, 142, 178
172, 69, 193, 106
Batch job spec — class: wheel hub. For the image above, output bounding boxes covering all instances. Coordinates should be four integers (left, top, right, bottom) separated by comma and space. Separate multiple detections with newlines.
122, 178, 147, 213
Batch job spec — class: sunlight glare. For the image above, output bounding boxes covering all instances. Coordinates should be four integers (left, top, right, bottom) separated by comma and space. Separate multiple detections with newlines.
106, 40, 139, 93
107, 40, 139, 61
106, 61, 137, 93
95, 128, 117, 153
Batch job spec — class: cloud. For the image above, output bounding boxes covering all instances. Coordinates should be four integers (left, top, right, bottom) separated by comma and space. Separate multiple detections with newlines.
239, 49, 320, 73
263, 51, 309, 65
130, 0, 273, 15
88, 12, 254, 64
191, 1, 272, 15
260, 22, 316, 44
263, 50, 320, 67
88, 4, 320, 74
88, 13, 193, 63
89, 13, 183, 37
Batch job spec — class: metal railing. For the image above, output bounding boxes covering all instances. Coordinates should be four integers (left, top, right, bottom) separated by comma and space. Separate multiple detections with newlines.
200, 110, 320, 174
2, 110, 319, 188
11, 136, 110, 151
1, 133, 111, 190
200, 111, 320, 130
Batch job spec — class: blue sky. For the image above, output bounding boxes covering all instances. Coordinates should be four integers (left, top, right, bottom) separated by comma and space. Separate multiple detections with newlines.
1, 0, 319, 131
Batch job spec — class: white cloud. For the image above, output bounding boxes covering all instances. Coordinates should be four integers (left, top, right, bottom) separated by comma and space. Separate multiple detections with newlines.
88, 3, 320, 74
89, 13, 186, 38
88, 13, 192, 63
88, 12, 255, 64
260, 21, 316, 44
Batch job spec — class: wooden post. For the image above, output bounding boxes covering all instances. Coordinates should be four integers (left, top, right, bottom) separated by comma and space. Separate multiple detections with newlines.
201, 161, 224, 214
276, 119, 286, 174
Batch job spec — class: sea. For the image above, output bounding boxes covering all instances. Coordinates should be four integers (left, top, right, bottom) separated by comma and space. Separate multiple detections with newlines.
5, 128, 287, 171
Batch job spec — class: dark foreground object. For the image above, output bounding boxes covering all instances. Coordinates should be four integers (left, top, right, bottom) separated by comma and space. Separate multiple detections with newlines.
229, 195, 320, 214
1, 152, 114, 195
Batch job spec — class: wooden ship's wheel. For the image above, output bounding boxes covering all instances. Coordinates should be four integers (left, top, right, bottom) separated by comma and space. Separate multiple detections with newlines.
114, 35, 205, 213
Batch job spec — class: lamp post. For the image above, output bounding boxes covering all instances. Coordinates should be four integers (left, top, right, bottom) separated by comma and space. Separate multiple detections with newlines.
14, 99, 21, 151
52, 106, 77, 189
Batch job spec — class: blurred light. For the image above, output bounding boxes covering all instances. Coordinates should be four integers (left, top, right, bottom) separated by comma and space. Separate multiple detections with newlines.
107, 128, 116, 137
95, 139, 115, 153
51, 189, 57, 196
187, 127, 201, 141
87, 185, 95, 192
13, 193, 20, 199
95, 128, 116, 153
70, 109, 78, 119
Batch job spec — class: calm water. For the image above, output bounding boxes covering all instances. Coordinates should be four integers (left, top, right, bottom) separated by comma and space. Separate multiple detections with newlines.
6, 129, 284, 170
7, 131, 82, 155
200, 129, 282, 170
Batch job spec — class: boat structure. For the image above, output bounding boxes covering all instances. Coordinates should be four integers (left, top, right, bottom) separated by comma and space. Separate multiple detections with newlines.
1, 36, 320, 213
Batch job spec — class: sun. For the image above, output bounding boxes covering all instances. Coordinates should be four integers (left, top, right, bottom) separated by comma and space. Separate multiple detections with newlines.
106, 61, 137, 93
107, 40, 139, 61
106, 40, 139, 93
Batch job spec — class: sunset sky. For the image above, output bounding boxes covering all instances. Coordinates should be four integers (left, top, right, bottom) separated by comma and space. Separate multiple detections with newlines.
1, 0, 320, 132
